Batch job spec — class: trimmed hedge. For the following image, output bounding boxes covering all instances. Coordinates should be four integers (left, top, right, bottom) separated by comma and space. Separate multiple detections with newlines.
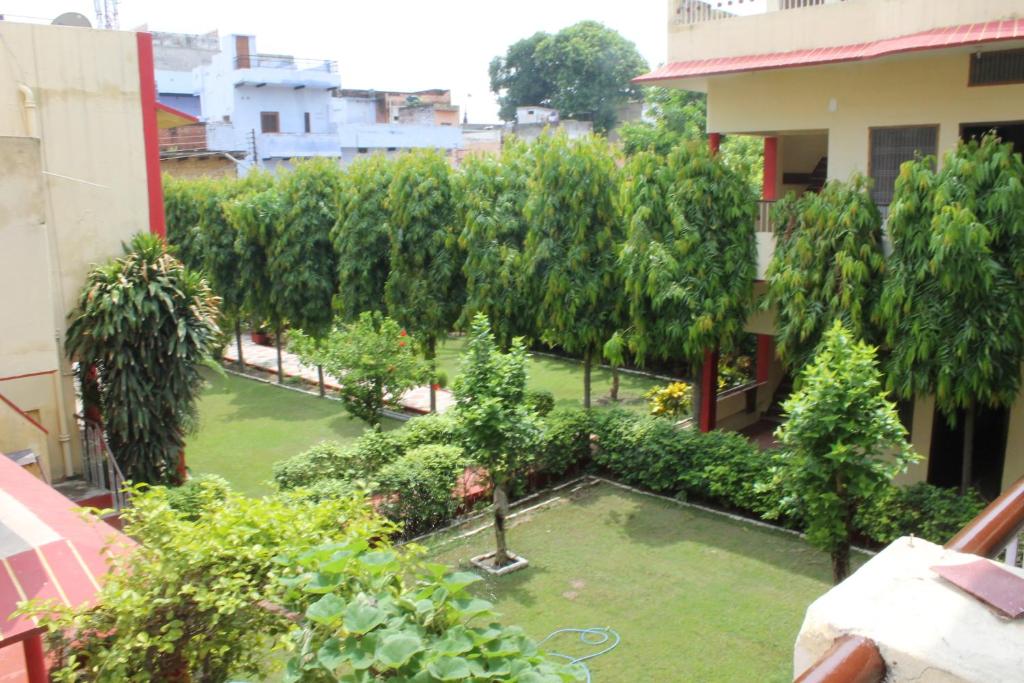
854, 482, 986, 545
375, 444, 469, 537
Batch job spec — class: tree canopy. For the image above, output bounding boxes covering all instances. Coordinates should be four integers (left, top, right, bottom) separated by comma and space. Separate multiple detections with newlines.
65, 234, 220, 484
765, 176, 886, 371
162, 173, 207, 272
489, 21, 648, 132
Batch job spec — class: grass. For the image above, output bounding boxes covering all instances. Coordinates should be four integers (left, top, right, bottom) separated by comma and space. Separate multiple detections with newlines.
186, 370, 396, 495
436, 336, 667, 413
428, 481, 858, 682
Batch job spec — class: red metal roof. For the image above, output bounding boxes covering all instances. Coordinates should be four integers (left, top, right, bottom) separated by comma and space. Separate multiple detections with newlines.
636, 19, 1024, 83
0, 456, 132, 643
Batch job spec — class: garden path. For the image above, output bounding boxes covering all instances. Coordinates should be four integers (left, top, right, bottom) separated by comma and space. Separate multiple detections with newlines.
222, 336, 455, 414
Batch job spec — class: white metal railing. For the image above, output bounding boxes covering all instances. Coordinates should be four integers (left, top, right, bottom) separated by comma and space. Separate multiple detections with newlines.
756, 200, 775, 233
79, 417, 128, 513
675, 0, 845, 25
1000, 527, 1023, 568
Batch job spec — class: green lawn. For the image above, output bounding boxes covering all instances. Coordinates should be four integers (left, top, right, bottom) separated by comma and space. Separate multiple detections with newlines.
429, 481, 854, 682
186, 371, 395, 495
436, 337, 667, 413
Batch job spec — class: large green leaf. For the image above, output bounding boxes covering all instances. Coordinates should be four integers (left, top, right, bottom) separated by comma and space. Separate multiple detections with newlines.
375, 632, 424, 669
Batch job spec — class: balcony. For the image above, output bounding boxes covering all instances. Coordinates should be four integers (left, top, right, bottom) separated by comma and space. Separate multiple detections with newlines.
674, 0, 844, 26
233, 53, 340, 90
257, 132, 341, 160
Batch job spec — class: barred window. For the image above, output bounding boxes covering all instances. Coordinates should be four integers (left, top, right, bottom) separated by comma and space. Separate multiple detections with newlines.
868, 126, 938, 206
969, 49, 1024, 86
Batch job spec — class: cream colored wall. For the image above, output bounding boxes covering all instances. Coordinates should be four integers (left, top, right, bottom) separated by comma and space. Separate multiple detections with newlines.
0, 22, 151, 480
707, 51, 1024, 182
668, 0, 1023, 64
0, 394, 52, 481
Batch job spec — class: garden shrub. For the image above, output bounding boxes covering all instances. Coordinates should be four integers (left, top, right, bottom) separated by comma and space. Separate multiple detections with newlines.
855, 482, 986, 546
525, 389, 556, 417
375, 444, 469, 537
164, 474, 231, 520
273, 431, 403, 490
395, 411, 460, 450
534, 408, 594, 477
645, 382, 692, 419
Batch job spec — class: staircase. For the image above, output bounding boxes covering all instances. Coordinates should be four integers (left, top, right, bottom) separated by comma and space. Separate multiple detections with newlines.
56, 417, 129, 527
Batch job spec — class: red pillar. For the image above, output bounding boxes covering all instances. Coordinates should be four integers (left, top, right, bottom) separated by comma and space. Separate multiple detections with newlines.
756, 334, 774, 384
708, 132, 722, 156
24, 633, 48, 683
763, 136, 779, 201
136, 32, 166, 239
698, 348, 719, 432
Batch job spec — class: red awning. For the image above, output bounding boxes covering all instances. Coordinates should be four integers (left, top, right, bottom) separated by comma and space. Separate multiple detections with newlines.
0, 456, 132, 643
636, 19, 1024, 83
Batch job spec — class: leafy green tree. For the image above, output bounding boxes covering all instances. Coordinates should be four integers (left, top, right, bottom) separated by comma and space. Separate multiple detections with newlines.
879, 134, 1024, 493
618, 143, 757, 414
765, 176, 886, 371
523, 133, 621, 408
162, 174, 207, 272
386, 149, 464, 412
454, 314, 538, 568
333, 154, 393, 321
226, 182, 288, 381
456, 140, 534, 349
277, 159, 343, 395
22, 482, 395, 682
291, 313, 428, 426
490, 21, 648, 132
773, 322, 917, 583
65, 234, 219, 485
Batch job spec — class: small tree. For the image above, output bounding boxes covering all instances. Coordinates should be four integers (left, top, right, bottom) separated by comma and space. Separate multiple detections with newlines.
456, 140, 535, 349
291, 312, 428, 427
765, 176, 886, 371
454, 314, 538, 568
774, 322, 916, 583
523, 133, 621, 408
386, 149, 464, 412
65, 234, 219, 485
162, 174, 207, 272
879, 134, 1024, 493
333, 154, 393, 321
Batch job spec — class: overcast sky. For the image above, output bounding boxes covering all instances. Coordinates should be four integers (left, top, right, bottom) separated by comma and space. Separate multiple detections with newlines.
0, 0, 694, 122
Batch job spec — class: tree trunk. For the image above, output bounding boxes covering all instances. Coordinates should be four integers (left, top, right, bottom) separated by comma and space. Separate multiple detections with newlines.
317, 364, 326, 398
610, 365, 621, 402
234, 320, 245, 369
831, 541, 850, 584
275, 326, 284, 384
493, 483, 510, 567
427, 337, 437, 413
961, 403, 976, 496
583, 352, 593, 410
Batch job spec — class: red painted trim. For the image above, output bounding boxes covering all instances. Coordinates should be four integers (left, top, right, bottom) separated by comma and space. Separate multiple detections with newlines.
23, 632, 48, 683
698, 348, 719, 432
136, 32, 166, 239
763, 136, 779, 201
756, 334, 774, 384
0, 391, 48, 434
708, 132, 721, 156
0, 369, 57, 383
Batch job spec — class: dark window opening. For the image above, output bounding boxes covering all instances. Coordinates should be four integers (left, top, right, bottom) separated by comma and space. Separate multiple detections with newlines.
896, 398, 915, 440
969, 49, 1024, 86
928, 405, 1008, 500
357, 147, 369, 154
386, 147, 397, 152
304, 112, 311, 133
868, 126, 938, 206
260, 111, 280, 133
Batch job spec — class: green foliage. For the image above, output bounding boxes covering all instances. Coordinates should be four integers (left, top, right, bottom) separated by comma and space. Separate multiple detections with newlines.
386, 149, 464, 366
333, 154, 393, 320
490, 21, 648, 132
644, 382, 692, 420
772, 322, 917, 581
765, 176, 886, 370
23, 485, 392, 682
65, 234, 220, 485
292, 313, 429, 425
618, 143, 757, 368
279, 544, 579, 682
523, 133, 622, 404
879, 134, 1024, 416
162, 173, 207, 271
534, 408, 594, 478
273, 436, 398, 491
619, 88, 706, 156
276, 158, 343, 337
225, 181, 286, 327
854, 482, 986, 546
376, 444, 469, 537
164, 473, 231, 520
457, 141, 535, 348
524, 390, 556, 417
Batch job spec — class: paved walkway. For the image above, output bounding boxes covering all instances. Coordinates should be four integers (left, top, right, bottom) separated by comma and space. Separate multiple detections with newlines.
223, 335, 455, 414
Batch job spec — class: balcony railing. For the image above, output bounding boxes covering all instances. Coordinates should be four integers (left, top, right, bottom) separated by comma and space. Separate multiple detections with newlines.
674, 0, 846, 25
235, 53, 337, 73
79, 416, 128, 514
795, 476, 1024, 682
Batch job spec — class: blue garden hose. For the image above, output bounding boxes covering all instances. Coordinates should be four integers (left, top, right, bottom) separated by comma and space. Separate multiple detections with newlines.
539, 627, 621, 683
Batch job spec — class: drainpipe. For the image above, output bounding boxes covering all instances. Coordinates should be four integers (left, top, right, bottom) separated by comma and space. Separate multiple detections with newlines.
17, 83, 37, 137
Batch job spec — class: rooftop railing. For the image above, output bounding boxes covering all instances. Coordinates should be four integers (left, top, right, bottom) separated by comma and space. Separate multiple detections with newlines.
794, 476, 1024, 682
235, 53, 338, 73
674, 0, 846, 25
